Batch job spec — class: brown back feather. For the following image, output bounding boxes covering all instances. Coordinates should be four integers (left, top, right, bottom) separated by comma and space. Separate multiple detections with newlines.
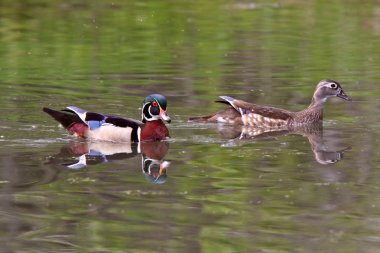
232, 100, 292, 121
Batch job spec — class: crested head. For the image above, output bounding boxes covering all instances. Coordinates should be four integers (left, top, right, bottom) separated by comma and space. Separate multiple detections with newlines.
143, 94, 167, 110
311, 79, 351, 106
142, 94, 171, 123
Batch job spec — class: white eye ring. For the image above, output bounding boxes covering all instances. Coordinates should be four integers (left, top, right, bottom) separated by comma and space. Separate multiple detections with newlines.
330, 83, 337, 89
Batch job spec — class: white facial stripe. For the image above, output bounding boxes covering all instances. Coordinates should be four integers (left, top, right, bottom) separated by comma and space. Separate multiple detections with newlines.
147, 105, 161, 121
142, 103, 156, 121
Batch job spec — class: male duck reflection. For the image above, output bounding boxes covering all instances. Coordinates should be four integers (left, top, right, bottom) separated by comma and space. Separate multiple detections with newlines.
43, 94, 170, 142
56, 141, 170, 184
219, 124, 350, 164
190, 80, 351, 126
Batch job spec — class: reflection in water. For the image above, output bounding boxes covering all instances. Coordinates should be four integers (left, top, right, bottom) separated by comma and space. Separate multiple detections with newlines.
218, 123, 350, 164
52, 141, 170, 184
0, 141, 171, 252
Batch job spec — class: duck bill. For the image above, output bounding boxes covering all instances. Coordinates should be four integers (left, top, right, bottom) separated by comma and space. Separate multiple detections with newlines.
160, 109, 171, 123
159, 161, 171, 175
337, 89, 352, 101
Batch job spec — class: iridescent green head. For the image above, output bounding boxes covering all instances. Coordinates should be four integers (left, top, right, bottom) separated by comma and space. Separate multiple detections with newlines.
142, 94, 171, 123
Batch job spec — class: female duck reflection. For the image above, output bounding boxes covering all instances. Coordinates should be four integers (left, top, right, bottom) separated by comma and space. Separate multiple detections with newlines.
56, 141, 170, 184
217, 123, 350, 164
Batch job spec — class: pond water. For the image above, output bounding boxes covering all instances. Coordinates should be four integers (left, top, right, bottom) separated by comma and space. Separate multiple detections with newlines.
1, 1, 380, 252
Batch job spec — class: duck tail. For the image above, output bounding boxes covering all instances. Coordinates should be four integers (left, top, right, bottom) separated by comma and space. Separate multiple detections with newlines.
188, 113, 217, 122
189, 107, 242, 123
188, 98, 231, 123
43, 107, 82, 128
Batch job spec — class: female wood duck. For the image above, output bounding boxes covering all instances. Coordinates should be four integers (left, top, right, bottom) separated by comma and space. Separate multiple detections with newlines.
189, 80, 351, 127
218, 123, 350, 165
43, 94, 170, 142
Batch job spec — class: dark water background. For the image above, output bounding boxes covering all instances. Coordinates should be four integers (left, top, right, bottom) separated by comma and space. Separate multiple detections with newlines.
1, 1, 380, 252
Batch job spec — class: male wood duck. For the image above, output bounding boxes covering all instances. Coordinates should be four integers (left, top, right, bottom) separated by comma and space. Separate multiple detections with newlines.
50, 141, 171, 183
43, 94, 170, 142
189, 80, 351, 127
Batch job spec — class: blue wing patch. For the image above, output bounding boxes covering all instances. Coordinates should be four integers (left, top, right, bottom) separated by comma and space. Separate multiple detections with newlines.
88, 120, 106, 130
85, 112, 107, 129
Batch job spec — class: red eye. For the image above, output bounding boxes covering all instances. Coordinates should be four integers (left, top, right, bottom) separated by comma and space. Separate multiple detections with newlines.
152, 101, 158, 107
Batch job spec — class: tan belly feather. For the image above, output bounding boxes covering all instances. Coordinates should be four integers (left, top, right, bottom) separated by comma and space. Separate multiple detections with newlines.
86, 125, 133, 142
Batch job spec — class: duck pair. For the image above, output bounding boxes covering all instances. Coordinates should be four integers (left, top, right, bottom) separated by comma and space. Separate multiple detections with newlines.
43, 80, 351, 142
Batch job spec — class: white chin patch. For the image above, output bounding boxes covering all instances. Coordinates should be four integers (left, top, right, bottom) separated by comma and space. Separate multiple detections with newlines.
147, 116, 160, 121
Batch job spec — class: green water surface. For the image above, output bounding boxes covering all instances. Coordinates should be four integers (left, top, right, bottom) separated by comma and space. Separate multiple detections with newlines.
1, 1, 380, 252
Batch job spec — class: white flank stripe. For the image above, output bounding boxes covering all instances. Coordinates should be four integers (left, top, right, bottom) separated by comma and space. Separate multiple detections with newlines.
137, 127, 141, 142
137, 142, 141, 154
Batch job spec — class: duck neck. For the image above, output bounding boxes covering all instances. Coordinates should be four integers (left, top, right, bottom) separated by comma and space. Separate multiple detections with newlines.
308, 95, 326, 110
294, 96, 325, 124
305, 95, 325, 121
